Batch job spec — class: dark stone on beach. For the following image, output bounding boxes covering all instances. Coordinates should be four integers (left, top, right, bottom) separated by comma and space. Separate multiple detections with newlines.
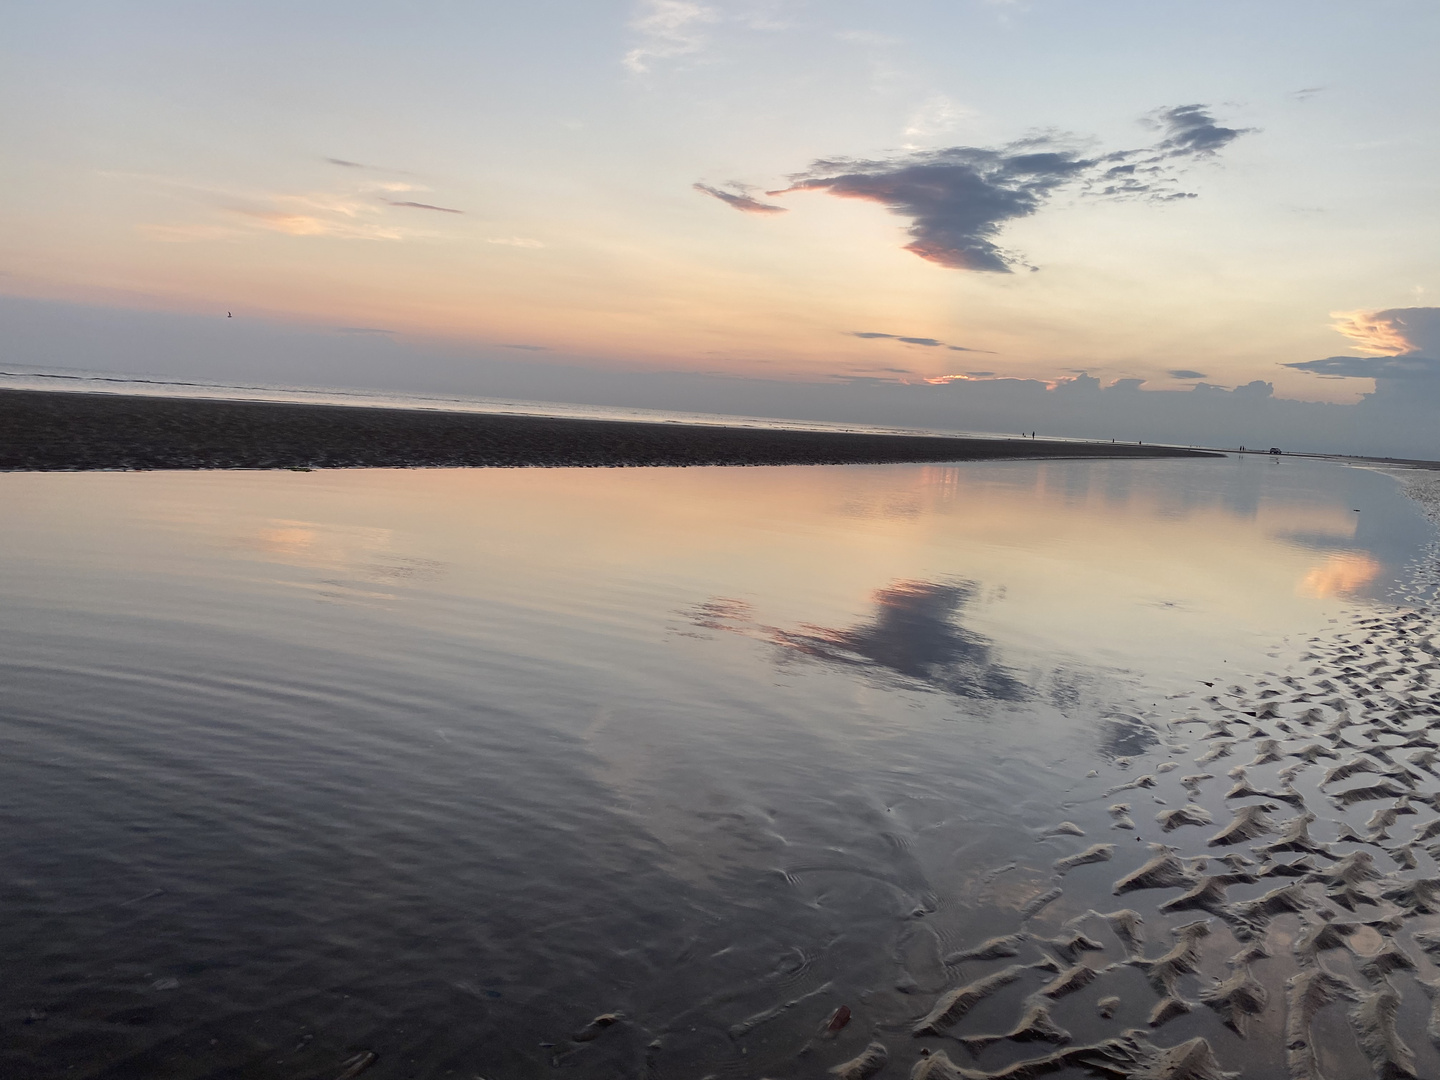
0, 389, 1225, 472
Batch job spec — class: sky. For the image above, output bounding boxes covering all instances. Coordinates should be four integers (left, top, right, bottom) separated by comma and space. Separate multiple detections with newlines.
3, 1, 1439, 454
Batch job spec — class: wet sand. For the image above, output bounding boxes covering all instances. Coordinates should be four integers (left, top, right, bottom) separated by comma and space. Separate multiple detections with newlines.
0, 389, 1221, 471
878, 484, 1440, 1079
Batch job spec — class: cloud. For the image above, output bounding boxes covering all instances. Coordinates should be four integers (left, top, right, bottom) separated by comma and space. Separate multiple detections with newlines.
1150, 104, 1250, 158
335, 327, 396, 336
232, 208, 404, 240
830, 374, 907, 386
726, 105, 1248, 272
623, 0, 716, 73
1331, 307, 1434, 355
385, 200, 464, 214
1286, 308, 1440, 389
502, 343, 550, 351
1234, 379, 1274, 398
847, 331, 994, 353
1168, 369, 1207, 379
694, 183, 786, 214
487, 237, 545, 248
1288, 354, 1440, 379
326, 158, 366, 168
694, 579, 1029, 701
772, 146, 1089, 271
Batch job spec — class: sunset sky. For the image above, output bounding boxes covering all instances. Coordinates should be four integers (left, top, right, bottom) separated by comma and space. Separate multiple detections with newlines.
3, 1, 1438, 430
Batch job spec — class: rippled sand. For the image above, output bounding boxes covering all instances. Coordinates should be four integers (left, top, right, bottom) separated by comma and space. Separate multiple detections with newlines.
833, 471, 1440, 1079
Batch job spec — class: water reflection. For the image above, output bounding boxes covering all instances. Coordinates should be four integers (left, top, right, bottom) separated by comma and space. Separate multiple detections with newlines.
694, 579, 1029, 701
1, 459, 1435, 1080
1298, 552, 1382, 597
1096, 712, 1161, 759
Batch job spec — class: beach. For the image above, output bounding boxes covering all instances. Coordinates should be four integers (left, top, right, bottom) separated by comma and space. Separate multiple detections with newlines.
5, 457, 1439, 1078
0, 389, 1221, 471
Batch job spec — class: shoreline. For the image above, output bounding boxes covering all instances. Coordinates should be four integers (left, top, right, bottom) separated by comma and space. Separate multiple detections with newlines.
0, 388, 1224, 471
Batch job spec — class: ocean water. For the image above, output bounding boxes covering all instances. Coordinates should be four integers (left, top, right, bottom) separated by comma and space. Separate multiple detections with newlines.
2, 455, 1438, 1080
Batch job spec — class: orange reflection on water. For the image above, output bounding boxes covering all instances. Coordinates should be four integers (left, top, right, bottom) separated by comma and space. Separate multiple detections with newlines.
1298, 553, 1381, 598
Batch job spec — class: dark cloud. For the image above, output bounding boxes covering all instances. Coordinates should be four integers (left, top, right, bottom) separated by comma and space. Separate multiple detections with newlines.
326, 157, 365, 168
1151, 104, 1250, 158
693, 581, 1029, 701
1286, 354, 1440, 380
849, 331, 994, 353
1292, 87, 1325, 101
1287, 309, 1440, 394
712, 105, 1248, 272
966, 371, 996, 377
693, 183, 786, 215
830, 374, 907, 386
1234, 380, 1274, 398
334, 327, 396, 336
774, 147, 1091, 271
502, 343, 549, 351
1168, 369, 1208, 379
1108, 378, 1147, 391
386, 200, 464, 214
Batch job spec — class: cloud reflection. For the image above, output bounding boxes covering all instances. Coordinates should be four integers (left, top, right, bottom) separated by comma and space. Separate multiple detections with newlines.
1298, 553, 1381, 598
692, 580, 1028, 701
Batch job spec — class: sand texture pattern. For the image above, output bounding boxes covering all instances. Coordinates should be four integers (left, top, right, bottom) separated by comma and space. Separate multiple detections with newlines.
870, 524, 1440, 1080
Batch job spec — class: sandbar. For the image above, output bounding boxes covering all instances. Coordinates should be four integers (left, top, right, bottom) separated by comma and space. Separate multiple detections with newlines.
0, 389, 1223, 471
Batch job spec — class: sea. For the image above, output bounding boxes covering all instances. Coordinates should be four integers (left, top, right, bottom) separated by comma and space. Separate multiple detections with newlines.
4, 387, 1440, 1079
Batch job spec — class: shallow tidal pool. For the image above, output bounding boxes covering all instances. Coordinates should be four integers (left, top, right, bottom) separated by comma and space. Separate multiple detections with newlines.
2, 455, 1438, 1080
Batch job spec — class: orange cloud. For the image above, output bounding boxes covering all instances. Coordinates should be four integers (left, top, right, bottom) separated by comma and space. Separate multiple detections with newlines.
1298, 552, 1380, 597
1330, 310, 1416, 355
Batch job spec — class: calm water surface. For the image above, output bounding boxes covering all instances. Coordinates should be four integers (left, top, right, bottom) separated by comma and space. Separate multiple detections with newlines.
1, 456, 1435, 1079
